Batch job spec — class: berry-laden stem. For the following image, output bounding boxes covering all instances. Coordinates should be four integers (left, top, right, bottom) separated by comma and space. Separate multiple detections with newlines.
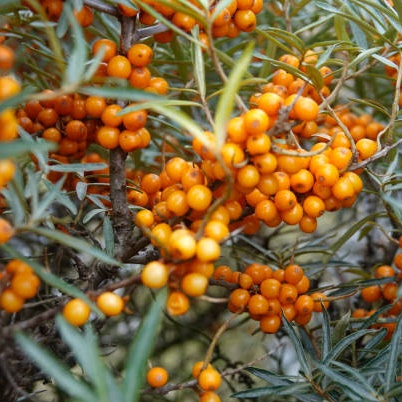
109, 147, 134, 261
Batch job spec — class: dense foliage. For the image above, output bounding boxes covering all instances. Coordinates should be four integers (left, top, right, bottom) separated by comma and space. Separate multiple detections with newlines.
0, 1, 401, 401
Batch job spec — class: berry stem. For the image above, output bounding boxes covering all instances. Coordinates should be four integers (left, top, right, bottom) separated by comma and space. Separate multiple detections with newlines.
84, 0, 119, 17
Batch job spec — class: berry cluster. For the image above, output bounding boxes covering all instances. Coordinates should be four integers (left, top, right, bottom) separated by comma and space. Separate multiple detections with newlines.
0, 259, 40, 313
16, 42, 167, 184
215, 262, 328, 333
353, 237, 402, 339
118, 0, 263, 43
21, 1, 94, 27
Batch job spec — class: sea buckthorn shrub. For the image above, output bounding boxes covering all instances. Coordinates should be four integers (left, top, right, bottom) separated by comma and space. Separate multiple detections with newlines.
0, 1, 401, 402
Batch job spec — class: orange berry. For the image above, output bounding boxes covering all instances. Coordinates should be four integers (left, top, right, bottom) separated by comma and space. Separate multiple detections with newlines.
85, 96, 106, 118
248, 294, 269, 315
172, 12, 196, 32
107, 55, 132, 79
279, 283, 298, 304
311, 292, 329, 312
295, 294, 314, 315
0, 44, 15, 70
382, 282, 398, 301
127, 43, 153, 67
204, 220, 229, 243
92, 39, 117, 62
342, 172, 363, 194
274, 189, 297, 211
196, 237, 221, 262
129, 66, 151, 89
96, 291, 124, 316
260, 278, 281, 299
260, 314, 281, 333
290, 169, 314, 194
315, 163, 339, 187
119, 129, 141, 152
0, 217, 14, 243
294, 275, 310, 294
356, 138, 378, 160
233, 9, 257, 32
187, 184, 213, 211
236, 165, 261, 189
63, 298, 91, 326
141, 261, 169, 288
65, 120, 88, 141
10, 272, 40, 299
284, 264, 304, 285
74, 5, 93, 27
166, 290, 190, 316
198, 367, 222, 391
0, 76, 20, 101
0, 288, 25, 313
97, 126, 120, 149
229, 288, 251, 312
243, 108, 269, 135
361, 285, 381, 303
192, 361, 213, 379
303, 195, 325, 218
258, 92, 284, 116
146, 366, 168, 388
165, 157, 189, 182
332, 177, 355, 201
293, 96, 319, 121
246, 133, 272, 155
135, 209, 154, 228
294, 312, 312, 326
181, 273, 209, 297
394, 253, 402, 270
221, 143, 245, 167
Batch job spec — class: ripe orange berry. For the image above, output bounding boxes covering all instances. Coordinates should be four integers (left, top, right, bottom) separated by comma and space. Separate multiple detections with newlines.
119, 129, 141, 152
166, 290, 190, 316
10, 272, 40, 299
284, 264, 304, 285
0, 217, 14, 243
274, 189, 297, 211
181, 273, 208, 297
303, 195, 325, 218
233, 9, 257, 32
92, 38, 117, 62
290, 169, 314, 194
260, 314, 281, 333
187, 184, 213, 211
196, 237, 221, 262
172, 12, 197, 32
332, 177, 355, 201
0, 76, 20, 101
165, 157, 189, 182
258, 92, 284, 116
129, 66, 152, 89
382, 282, 398, 301
315, 163, 339, 187
204, 220, 229, 243
73, 5, 93, 27
0, 159, 16, 187
279, 283, 298, 304
107, 55, 132, 79
146, 366, 168, 388
295, 294, 314, 315
229, 288, 251, 312
294, 96, 319, 121
198, 367, 222, 391
135, 209, 154, 228
192, 361, 213, 379
361, 285, 381, 303
294, 312, 312, 326
65, 120, 87, 141
0, 44, 15, 70
141, 261, 169, 288
221, 143, 245, 167
236, 164, 260, 189
101, 104, 123, 127
127, 43, 153, 67
248, 294, 269, 316
0, 288, 25, 313
166, 190, 190, 217
294, 275, 310, 294
394, 253, 402, 270
356, 138, 378, 160
246, 133, 271, 155
96, 291, 124, 316
343, 172, 363, 194
311, 292, 329, 312
243, 108, 269, 135
85, 96, 106, 118
260, 278, 281, 299
63, 298, 91, 326
97, 126, 120, 149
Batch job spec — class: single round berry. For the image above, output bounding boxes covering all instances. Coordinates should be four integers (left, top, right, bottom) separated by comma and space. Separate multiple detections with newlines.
63, 298, 91, 326
146, 366, 168, 388
96, 291, 124, 316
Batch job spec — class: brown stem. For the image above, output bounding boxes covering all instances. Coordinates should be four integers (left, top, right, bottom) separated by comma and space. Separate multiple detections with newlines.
84, 0, 119, 16
109, 147, 135, 262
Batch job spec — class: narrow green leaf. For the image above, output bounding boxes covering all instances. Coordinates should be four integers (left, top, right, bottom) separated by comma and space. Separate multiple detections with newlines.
332, 311, 351, 347
103, 216, 115, 257
49, 163, 108, 173
58, 316, 113, 402
122, 289, 167, 402
83, 208, 107, 224
323, 329, 377, 364
63, 4, 87, 85
282, 314, 312, 378
244, 367, 293, 385
25, 226, 121, 267
76, 181, 88, 201
318, 364, 378, 401
80, 86, 161, 102
323, 212, 386, 263
192, 26, 206, 100
31, 176, 66, 222
0, 138, 55, 160
214, 41, 254, 148
15, 332, 98, 402
384, 314, 402, 392
320, 303, 331, 362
